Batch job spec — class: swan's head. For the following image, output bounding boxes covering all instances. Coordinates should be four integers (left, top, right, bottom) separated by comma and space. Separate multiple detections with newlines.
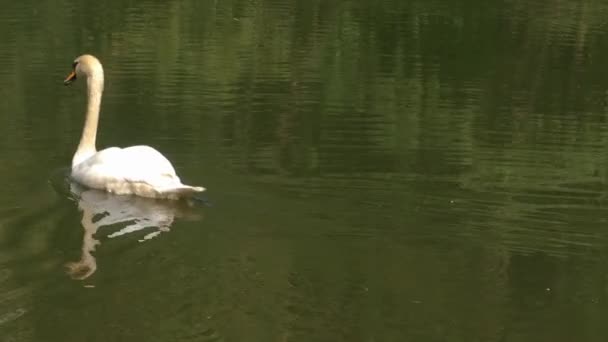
64, 54, 103, 85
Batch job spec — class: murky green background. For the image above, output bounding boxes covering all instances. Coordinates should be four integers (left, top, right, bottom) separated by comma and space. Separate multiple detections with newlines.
2, 0, 608, 341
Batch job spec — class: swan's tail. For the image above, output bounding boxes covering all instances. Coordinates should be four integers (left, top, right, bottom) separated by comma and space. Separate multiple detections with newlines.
158, 185, 205, 200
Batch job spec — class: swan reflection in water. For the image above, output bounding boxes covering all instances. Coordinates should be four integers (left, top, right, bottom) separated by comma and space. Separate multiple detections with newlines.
64, 182, 204, 280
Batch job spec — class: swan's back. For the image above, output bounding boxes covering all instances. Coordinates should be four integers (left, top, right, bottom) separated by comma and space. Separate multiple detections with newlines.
72, 145, 204, 199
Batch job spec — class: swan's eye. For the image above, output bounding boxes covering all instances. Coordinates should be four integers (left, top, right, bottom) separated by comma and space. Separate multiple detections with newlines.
72, 61, 78, 69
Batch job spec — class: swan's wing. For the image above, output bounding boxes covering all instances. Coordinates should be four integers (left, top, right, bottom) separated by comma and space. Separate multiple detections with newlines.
118, 146, 181, 184
72, 146, 204, 198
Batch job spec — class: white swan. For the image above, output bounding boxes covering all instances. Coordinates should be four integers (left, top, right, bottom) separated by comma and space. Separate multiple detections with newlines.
64, 54, 205, 199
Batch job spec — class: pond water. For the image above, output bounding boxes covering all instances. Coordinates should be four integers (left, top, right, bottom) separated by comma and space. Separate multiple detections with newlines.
1, 0, 608, 341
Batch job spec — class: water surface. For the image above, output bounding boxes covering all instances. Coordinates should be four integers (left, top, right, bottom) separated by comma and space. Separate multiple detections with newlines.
1, 0, 608, 341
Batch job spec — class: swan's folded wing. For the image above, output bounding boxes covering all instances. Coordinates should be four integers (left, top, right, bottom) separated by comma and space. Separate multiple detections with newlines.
72, 145, 204, 198
118, 147, 204, 194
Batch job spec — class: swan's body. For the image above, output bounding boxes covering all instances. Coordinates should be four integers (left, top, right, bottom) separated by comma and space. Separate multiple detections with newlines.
65, 54, 204, 199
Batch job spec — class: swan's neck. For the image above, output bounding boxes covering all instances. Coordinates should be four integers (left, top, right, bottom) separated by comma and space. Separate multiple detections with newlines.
73, 71, 104, 167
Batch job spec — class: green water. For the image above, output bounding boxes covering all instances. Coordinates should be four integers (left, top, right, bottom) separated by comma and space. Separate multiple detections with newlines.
1, 0, 608, 341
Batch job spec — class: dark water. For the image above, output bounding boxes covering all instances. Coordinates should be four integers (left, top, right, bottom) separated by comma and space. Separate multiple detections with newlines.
1, 0, 608, 340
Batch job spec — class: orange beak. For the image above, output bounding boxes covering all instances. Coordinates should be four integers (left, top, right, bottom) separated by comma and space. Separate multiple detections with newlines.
64, 70, 77, 85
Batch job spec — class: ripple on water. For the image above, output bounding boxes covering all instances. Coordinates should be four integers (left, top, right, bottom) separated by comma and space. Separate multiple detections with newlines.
0, 268, 30, 336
